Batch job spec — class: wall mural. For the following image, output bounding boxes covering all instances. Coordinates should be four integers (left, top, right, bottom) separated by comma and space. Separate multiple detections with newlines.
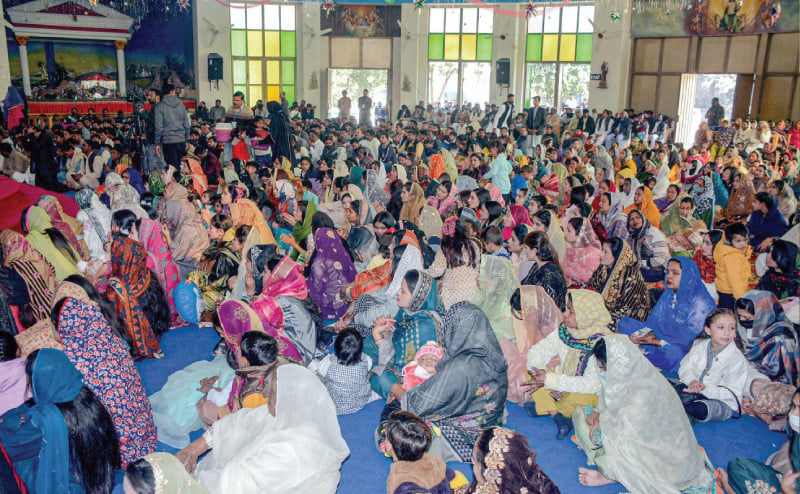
5, 5, 194, 100
631, 0, 799, 37
320, 5, 401, 38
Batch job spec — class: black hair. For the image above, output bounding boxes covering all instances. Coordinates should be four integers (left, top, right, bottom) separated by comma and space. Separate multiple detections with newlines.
385, 410, 432, 462
680, 196, 695, 207
62, 275, 131, 346
483, 200, 503, 225
474, 188, 490, 209
333, 177, 349, 192
531, 195, 548, 209
570, 186, 586, 208
111, 209, 140, 238
568, 217, 585, 236
724, 222, 749, 243
439, 180, 453, 195
754, 191, 775, 210
26, 350, 120, 494
373, 211, 397, 231
240, 331, 279, 366
441, 219, 479, 269
524, 231, 558, 264
124, 459, 155, 494
734, 297, 755, 316
533, 209, 552, 229
769, 239, 799, 274
211, 214, 233, 232
511, 224, 529, 246
696, 308, 736, 342
235, 225, 251, 244
311, 211, 335, 233
403, 269, 421, 294
334, 327, 363, 366
391, 243, 409, 275
140, 270, 171, 337
481, 225, 504, 246
602, 237, 624, 264
21, 207, 78, 263
591, 338, 607, 366
510, 287, 521, 312
0, 332, 18, 362
704, 229, 724, 250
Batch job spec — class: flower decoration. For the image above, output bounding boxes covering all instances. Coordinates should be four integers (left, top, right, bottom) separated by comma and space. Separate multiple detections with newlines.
525, 0, 539, 19
413, 0, 425, 11
322, 0, 336, 17
610, 9, 621, 21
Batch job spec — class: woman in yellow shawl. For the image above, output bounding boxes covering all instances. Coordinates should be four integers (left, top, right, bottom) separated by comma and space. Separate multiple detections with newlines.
531, 209, 566, 263
20, 206, 80, 280
220, 181, 277, 246
524, 289, 612, 440
662, 195, 706, 253
399, 182, 426, 225
614, 148, 637, 189
623, 185, 661, 228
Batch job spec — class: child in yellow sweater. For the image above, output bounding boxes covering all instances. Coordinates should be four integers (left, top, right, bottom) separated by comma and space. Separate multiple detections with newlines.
714, 222, 752, 309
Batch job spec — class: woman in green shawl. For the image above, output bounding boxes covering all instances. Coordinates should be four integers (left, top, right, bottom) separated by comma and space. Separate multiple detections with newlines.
662, 195, 706, 254
350, 165, 365, 192
20, 206, 80, 280
279, 199, 318, 264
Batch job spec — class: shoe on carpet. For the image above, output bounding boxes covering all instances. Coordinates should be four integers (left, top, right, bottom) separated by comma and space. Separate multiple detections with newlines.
553, 413, 573, 440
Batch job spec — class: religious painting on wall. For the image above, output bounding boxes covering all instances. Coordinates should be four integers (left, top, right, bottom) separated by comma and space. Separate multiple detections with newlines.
631, 0, 798, 37
320, 5, 401, 38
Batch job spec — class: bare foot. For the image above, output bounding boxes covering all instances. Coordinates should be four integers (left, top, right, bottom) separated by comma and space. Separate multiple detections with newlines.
716, 468, 736, 494
578, 467, 615, 487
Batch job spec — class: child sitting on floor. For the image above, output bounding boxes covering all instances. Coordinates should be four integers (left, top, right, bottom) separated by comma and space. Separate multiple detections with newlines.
314, 327, 373, 415
714, 222, 752, 310
482, 225, 510, 259
677, 309, 748, 423
401, 341, 443, 391
385, 411, 468, 494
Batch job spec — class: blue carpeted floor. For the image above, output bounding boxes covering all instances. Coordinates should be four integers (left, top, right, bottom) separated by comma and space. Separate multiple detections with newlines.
136, 325, 787, 493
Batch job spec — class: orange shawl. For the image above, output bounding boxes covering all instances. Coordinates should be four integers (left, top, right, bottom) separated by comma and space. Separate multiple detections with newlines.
624, 186, 661, 228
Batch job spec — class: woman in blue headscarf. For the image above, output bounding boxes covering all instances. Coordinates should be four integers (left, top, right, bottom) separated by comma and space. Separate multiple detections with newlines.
618, 256, 716, 373
0, 348, 119, 493
122, 167, 146, 196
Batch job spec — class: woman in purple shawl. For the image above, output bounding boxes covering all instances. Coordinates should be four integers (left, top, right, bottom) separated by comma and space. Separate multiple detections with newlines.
307, 226, 356, 321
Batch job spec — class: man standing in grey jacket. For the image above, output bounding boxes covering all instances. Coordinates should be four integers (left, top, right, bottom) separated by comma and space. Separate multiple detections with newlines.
155, 83, 189, 168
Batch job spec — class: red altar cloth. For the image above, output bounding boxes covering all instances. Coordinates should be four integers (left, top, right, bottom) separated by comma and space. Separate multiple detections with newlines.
28, 100, 197, 115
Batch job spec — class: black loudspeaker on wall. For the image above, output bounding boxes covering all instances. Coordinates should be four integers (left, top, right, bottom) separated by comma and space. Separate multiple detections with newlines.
208, 53, 223, 81
495, 58, 510, 85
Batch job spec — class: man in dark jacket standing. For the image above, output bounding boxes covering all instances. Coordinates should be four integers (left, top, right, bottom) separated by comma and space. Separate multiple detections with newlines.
27, 125, 59, 191
154, 83, 189, 168
526, 95, 547, 149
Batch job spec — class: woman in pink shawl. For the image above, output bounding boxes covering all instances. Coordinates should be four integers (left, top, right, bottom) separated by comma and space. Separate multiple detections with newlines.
562, 216, 601, 286
307, 226, 356, 321
486, 183, 505, 207
139, 216, 181, 325
36, 195, 89, 261
502, 205, 532, 241
428, 179, 458, 218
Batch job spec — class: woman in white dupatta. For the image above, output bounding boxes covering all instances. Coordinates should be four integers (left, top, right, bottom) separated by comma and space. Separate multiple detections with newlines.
573, 334, 715, 493
176, 363, 349, 494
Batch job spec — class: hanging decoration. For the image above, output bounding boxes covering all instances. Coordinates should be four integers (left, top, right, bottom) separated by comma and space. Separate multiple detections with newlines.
322, 0, 336, 17
177, 0, 189, 11
525, 0, 539, 18
610, 9, 621, 21
413, 0, 425, 11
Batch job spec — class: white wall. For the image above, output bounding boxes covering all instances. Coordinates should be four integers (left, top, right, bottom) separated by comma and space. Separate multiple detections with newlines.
587, 1, 632, 112
189, 1, 633, 115
0, 4, 12, 98
193, 0, 233, 108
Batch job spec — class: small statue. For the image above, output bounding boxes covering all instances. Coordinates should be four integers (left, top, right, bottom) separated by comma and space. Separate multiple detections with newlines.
599, 61, 608, 89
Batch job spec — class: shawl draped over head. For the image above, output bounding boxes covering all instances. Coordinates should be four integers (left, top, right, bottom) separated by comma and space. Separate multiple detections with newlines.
623, 186, 661, 229
218, 299, 301, 412
689, 177, 715, 228
22, 206, 80, 281
124, 168, 146, 196
592, 239, 649, 320
560, 289, 612, 377
142, 453, 210, 494
164, 200, 210, 262
464, 427, 560, 494
399, 183, 427, 225
0, 229, 57, 322
106, 173, 148, 219
596, 334, 713, 493
505, 285, 562, 404
540, 209, 566, 262
148, 171, 166, 196
351, 231, 420, 300
36, 195, 87, 260
230, 199, 277, 246
307, 228, 356, 320
139, 217, 180, 323
736, 290, 799, 385
392, 271, 444, 369
660, 193, 695, 237
471, 255, 519, 342
563, 220, 601, 285
599, 192, 628, 239
502, 205, 532, 241
75, 188, 112, 258
0, 349, 83, 494
402, 301, 508, 462
107, 236, 161, 359
417, 205, 443, 240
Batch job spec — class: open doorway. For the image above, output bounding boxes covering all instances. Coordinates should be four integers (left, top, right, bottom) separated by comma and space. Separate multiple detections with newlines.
675, 73, 737, 147
328, 69, 389, 123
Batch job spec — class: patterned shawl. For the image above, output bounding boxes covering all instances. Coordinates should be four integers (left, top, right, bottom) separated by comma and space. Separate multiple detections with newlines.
723, 176, 755, 218
307, 228, 356, 320
563, 222, 602, 285
559, 289, 612, 377
139, 217, 180, 323
164, 200, 210, 262
36, 195, 87, 260
0, 229, 57, 322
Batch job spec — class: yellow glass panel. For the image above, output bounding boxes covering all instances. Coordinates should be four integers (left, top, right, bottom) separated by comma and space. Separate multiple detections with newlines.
265, 31, 280, 57
267, 85, 280, 102
444, 34, 460, 60
559, 34, 576, 62
246, 31, 263, 57
248, 86, 262, 106
542, 34, 558, 62
461, 34, 477, 61
248, 60, 262, 84
266, 61, 280, 84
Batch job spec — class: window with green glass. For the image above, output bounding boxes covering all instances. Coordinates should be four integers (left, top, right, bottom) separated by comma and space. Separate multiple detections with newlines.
428, 7, 493, 106
230, 4, 296, 105
524, 4, 594, 109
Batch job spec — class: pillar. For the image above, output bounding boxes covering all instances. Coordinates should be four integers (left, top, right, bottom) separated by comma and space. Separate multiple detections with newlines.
115, 40, 127, 97
16, 36, 31, 97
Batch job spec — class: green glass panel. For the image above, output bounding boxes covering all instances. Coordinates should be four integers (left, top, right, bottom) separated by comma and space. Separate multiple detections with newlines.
282, 85, 295, 103
575, 34, 593, 62
476, 34, 492, 61
231, 30, 247, 57
526, 34, 542, 62
281, 60, 295, 85
280, 31, 296, 58
233, 60, 247, 84
428, 33, 444, 60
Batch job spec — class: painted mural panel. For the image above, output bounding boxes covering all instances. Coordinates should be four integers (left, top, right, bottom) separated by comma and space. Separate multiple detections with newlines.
631, 0, 799, 38
321, 5, 401, 38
